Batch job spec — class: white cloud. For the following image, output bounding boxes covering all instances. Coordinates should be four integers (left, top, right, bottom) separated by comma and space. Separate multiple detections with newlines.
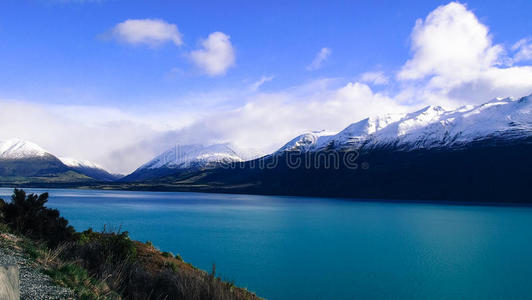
397, 2, 532, 106
0, 78, 413, 175
360, 71, 389, 85
307, 47, 331, 70
0, 99, 203, 174
249, 75, 274, 91
512, 38, 532, 63
399, 2, 502, 80
158, 80, 410, 153
190, 32, 235, 76
110, 19, 183, 47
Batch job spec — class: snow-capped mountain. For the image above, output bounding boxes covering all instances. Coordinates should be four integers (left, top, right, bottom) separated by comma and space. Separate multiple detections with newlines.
60, 157, 120, 181
140, 143, 263, 170
3, 94, 531, 194
60, 157, 105, 169
0, 138, 80, 181
278, 95, 532, 153
123, 143, 265, 181
168, 94, 532, 202
121, 94, 532, 183
276, 130, 337, 153
0, 139, 116, 182
0, 139, 52, 159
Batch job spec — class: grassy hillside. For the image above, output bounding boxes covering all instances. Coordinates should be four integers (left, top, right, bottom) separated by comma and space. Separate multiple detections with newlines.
0, 171, 93, 184
0, 156, 94, 184
0, 156, 67, 176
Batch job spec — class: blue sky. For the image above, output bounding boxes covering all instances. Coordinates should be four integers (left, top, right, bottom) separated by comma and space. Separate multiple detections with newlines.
1, 0, 530, 107
1, 0, 532, 173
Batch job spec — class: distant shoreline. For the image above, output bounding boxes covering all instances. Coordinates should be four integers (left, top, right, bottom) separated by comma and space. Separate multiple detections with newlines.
2, 182, 532, 208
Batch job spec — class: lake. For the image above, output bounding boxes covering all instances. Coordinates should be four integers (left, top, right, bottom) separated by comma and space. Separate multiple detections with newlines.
1, 188, 532, 299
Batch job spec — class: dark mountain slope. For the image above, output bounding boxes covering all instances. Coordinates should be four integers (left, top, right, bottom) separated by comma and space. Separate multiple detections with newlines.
0, 155, 92, 184
150, 137, 532, 203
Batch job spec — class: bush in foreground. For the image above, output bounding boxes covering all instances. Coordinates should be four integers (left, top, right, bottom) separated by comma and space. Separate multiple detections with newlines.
1, 188, 75, 247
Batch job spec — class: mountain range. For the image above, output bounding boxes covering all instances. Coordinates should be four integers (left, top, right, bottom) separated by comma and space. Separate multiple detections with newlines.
278, 95, 531, 153
0, 139, 119, 183
1, 94, 531, 202
122, 143, 264, 182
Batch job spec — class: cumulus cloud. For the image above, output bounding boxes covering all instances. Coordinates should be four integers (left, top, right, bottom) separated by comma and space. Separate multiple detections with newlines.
360, 71, 389, 85
190, 32, 235, 76
307, 47, 331, 70
399, 2, 502, 80
397, 2, 532, 106
110, 19, 183, 47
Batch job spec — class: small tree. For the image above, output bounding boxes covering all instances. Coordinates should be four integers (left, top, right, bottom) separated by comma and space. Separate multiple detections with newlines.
1, 189, 75, 247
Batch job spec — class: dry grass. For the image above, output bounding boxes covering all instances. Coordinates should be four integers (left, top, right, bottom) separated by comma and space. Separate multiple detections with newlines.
37, 242, 71, 268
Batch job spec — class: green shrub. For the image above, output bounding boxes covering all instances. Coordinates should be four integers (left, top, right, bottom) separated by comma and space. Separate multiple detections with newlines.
175, 253, 184, 262
0, 222, 10, 233
18, 238, 46, 260
162, 251, 174, 258
69, 229, 137, 269
63, 228, 137, 293
168, 261, 179, 273
1, 189, 75, 248
45, 263, 118, 300
77, 228, 99, 245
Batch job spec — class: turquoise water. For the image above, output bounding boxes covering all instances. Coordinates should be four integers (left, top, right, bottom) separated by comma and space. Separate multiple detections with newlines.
1, 188, 532, 299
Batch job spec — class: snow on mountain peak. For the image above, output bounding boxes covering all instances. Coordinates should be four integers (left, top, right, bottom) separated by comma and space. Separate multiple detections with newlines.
278, 95, 532, 153
140, 143, 265, 170
59, 157, 105, 170
0, 139, 50, 159
277, 130, 336, 152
